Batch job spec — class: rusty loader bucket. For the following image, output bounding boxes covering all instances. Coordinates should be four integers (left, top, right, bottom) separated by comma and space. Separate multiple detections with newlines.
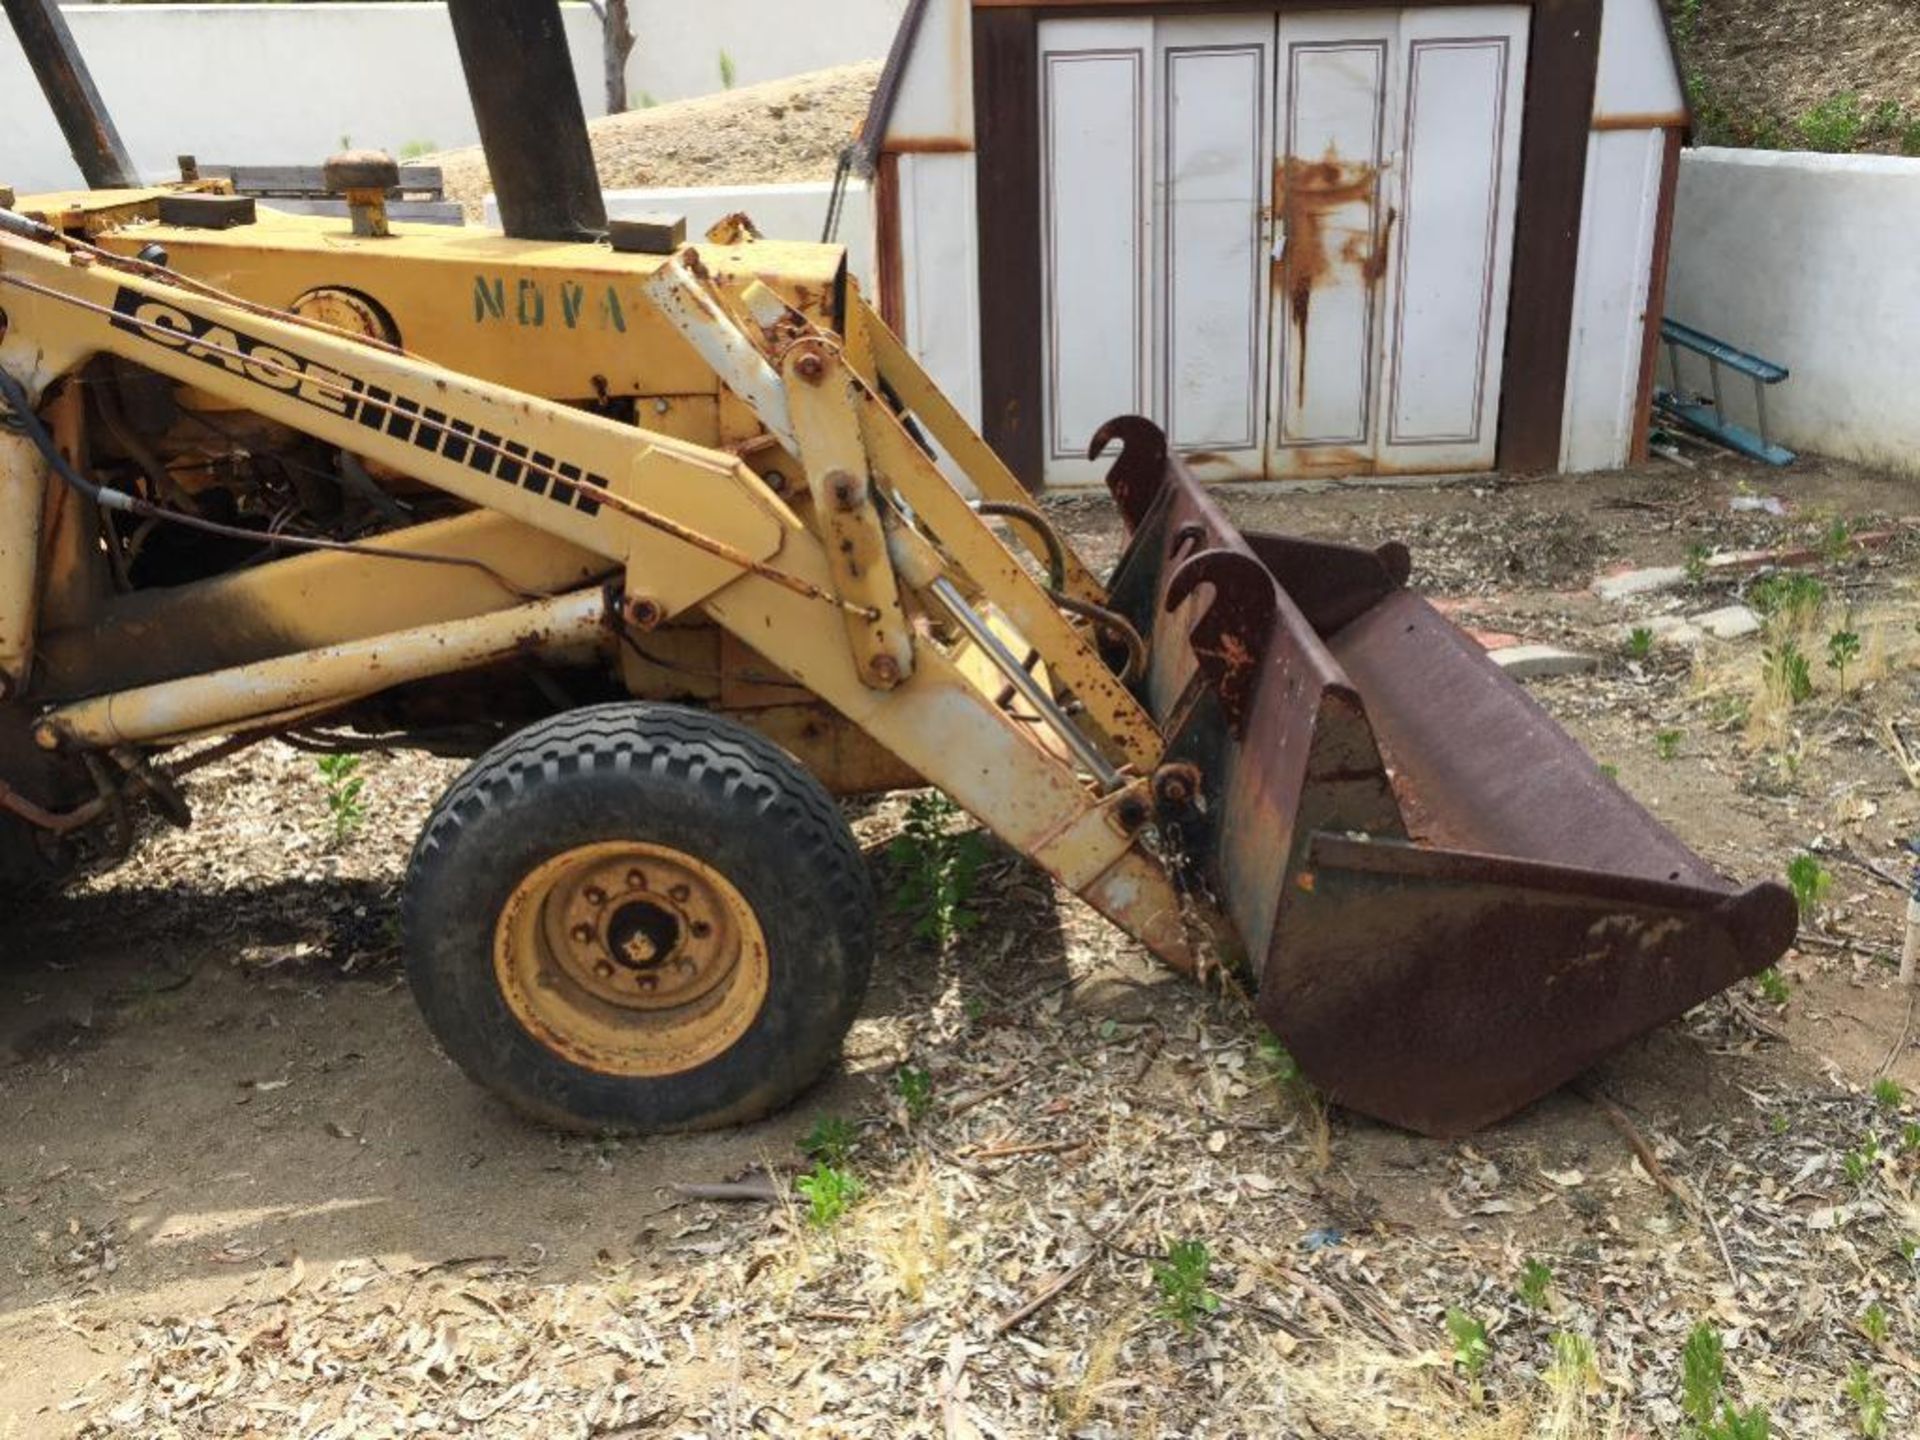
1095, 418, 1797, 1136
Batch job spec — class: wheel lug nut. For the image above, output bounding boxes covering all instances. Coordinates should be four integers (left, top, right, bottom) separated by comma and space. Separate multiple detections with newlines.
669, 884, 691, 903
689, 920, 712, 938
584, 886, 607, 906
594, 959, 615, 979
626, 869, 646, 890
572, 924, 595, 944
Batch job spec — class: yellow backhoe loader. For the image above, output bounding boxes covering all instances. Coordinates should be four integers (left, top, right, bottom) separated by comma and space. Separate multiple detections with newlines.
0, 1, 1794, 1137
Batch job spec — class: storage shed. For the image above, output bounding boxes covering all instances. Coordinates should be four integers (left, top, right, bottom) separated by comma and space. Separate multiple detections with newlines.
860, 0, 1687, 487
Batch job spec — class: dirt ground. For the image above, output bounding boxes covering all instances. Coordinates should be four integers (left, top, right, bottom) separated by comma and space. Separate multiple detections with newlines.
1681, 0, 1920, 135
3, 450, 1919, 1438
434, 64, 880, 220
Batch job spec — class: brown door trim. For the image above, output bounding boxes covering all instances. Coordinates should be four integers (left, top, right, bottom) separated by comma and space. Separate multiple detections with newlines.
972, 0, 1605, 484
973, 6, 1047, 488
1496, 0, 1604, 471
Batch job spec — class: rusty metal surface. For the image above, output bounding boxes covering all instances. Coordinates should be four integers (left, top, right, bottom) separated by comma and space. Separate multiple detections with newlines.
1097, 416, 1797, 1136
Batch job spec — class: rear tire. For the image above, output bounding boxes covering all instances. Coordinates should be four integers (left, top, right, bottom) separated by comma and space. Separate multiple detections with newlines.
401, 703, 874, 1132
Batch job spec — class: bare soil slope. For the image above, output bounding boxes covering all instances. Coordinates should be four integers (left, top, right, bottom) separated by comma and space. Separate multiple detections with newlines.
435, 63, 880, 219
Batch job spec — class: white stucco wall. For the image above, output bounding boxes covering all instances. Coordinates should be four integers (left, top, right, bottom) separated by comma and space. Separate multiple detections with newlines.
624, 0, 905, 106
1, 3, 902, 198
1666, 147, 1920, 473
0, 4, 604, 195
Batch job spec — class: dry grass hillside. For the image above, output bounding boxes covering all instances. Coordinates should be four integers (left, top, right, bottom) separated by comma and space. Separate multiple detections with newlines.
1675, 0, 1920, 152
435, 63, 879, 219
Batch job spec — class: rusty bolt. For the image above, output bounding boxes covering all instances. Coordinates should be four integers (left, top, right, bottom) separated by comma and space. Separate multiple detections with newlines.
668, 883, 691, 903
626, 869, 646, 890
1152, 763, 1203, 813
623, 596, 664, 630
827, 471, 861, 510
762, 469, 787, 496
594, 959, 616, 979
584, 886, 607, 906
1116, 795, 1150, 833
867, 653, 902, 685
571, 923, 595, 944
794, 352, 826, 383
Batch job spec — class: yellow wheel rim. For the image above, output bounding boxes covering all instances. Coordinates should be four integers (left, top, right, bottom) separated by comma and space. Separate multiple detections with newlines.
494, 841, 769, 1078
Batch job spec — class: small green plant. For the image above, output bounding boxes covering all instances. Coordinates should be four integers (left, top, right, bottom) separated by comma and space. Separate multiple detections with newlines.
1902, 1122, 1920, 1152
1703, 1408, 1773, 1440
1151, 1240, 1220, 1332
718, 50, 737, 88
1625, 627, 1656, 660
1754, 968, 1789, 1006
1655, 728, 1684, 762
1846, 1364, 1887, 1438
796, 1160, 864, 1228
889, 792, 991, 946
1823, 517, 1856, 565
800, 1114, 858, 1166
1786, 853, 1833, 918
1828, 627, 1863, 695
895, 1065, 935, 1123
1872, 1078, 1904, 1111
1859, 1301, 1890, 1346
1763, 641, 1815, 706
316, 753, 366, 843
1685, 543, 1712, 588
1901, 1236, 1919, 1264
1446, 1307, 1492, 1380
396, 138, 438, 161
1681, 1322, 1726, 1428
1599, 763, 1620, 781
1796, 92, 1866, 153
1257, 1031, 1302, 1087
1750, 574, 1828, 632
1545, 1331, 1599, 1417
1843, 1134, 1880, 1187
1769, 1112, 1791, 1136
1516, 1258, 1552, 1309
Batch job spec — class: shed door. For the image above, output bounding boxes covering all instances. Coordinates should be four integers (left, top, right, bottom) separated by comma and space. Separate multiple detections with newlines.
1038, 6, 1527, 486
1271, 6, 1528, 477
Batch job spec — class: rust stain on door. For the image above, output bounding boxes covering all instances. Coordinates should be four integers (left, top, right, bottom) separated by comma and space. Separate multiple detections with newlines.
1274, 149, 1380, 404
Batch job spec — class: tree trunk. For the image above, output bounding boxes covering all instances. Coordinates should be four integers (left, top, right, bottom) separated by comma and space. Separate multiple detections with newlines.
601, 0, 636, 115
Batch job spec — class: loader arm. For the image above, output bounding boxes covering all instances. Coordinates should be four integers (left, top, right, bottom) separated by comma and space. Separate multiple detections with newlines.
0, 216, 1197, 970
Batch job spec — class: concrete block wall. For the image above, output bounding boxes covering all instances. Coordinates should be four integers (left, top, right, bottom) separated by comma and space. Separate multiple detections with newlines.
1666, 147, 1920, 475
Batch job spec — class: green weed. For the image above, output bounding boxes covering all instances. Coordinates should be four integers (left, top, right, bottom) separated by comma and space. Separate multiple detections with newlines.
1257, 1031, 1303, 1087
1686, 543, 1712, 588
718, 50, 737, 88
1860, 1301, 1890, 1346
889, 792, 990, 946
796, 1160, 864, 1228
1872, 1078, 1904, 1111
1516, 1257, 1552, 1309
396, 139, 438, 161
1656, 729, 1684, 761
800, 1114, 859, 1166
1754, 968, 1790, 1006
1749, 574, 1828, 633
1446, 1307, 1492, 1380
1151, 1240, 1220, 1332
1902, 1122, 1920, 1152
316, 754, 366, 844
1625, 627, 1656, 660
1796, 93, 1866, 153
1763, 642, 1815, 705
1846, 1364, 1887, 1438
1828, 627, 1863, 694
1681, 1322, 1726, 1428
1844, 1134, 1880, 1186
1786, 853, 1833, 918
1599, 763, 1620, 781
1823, 517, 1856, 564
895, 1065, 935, 1123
